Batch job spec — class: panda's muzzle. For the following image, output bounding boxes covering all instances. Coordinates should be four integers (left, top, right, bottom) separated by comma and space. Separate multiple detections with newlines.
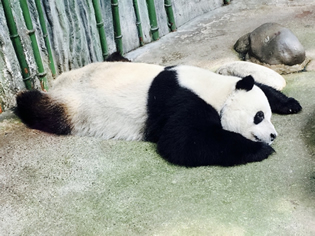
253, 132, 277, 144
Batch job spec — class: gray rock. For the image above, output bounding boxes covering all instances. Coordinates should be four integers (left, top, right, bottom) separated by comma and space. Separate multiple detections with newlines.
234, 23, 305, 66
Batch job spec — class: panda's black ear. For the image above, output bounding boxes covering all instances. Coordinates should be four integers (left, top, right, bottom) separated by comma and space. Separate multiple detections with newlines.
236, 75, 255, 91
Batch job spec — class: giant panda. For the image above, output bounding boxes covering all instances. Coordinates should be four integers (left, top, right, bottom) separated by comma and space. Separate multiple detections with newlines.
15, 62, 302, 167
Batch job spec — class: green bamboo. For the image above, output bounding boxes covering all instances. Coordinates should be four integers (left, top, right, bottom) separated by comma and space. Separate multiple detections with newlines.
224, 0, 231, 5
111, 0, 123, 55
164, 0, 176, 32
146, 0, 159, 41
132, 0, 144, 46
1, 0, 32, 89
19, 0, 48, 91
92, 0, 109, 60
34, 0, 56, 77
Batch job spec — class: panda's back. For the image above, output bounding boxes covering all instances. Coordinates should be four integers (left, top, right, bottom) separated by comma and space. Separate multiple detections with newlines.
52, 62, 164, 140
173, 65, 239, 112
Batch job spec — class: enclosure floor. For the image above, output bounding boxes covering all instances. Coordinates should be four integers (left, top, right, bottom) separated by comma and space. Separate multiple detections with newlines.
1, 1, 315, 235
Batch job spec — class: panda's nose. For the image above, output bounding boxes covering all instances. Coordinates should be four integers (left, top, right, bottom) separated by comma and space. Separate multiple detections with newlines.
270, 133, 277, 141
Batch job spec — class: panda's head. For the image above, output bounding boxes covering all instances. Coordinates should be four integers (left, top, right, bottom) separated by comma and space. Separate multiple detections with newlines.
220, 76, 277, 145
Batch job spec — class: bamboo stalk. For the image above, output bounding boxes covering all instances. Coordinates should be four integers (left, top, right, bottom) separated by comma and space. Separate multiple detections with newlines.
164, 0, 176, 32
146, 0, 159, 41
132, 0, 144, 46
1, 0, 32, 90
34, 0, 56, 77
92, 0, 109, 60
111, 0, 123, 55
19, 0, 48, 91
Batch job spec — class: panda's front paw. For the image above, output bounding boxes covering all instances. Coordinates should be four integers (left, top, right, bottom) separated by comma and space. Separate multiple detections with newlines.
284, 98, 302, 114
244, 142, 275, 164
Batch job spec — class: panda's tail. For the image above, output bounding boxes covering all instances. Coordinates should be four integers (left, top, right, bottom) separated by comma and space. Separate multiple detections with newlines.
15, 90, 72, 135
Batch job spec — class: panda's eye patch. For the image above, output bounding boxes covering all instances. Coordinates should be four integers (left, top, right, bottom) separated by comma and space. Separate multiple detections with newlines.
254, 111, 264, 124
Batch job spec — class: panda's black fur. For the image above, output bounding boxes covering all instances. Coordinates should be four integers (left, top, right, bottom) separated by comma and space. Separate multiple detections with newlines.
15, 90, 72, 135
145, 68, 272, 166
15, 62, 302, 167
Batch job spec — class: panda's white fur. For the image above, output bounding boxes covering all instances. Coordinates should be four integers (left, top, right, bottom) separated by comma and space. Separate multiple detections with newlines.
216, 61, 286, 90
221, 85, 276, 144
174, 65, 238, 112
51, 62, 163, 140
15, 61, 302, 166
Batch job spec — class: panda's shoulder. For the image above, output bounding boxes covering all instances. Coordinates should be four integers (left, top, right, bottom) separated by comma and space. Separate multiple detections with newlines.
169, 65, 239, 111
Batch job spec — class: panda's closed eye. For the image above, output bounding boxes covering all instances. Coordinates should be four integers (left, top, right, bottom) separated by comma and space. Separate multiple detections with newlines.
254, 111, 264, 124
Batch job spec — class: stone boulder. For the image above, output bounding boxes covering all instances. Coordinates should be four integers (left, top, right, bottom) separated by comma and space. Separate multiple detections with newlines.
234, 23, 305, 66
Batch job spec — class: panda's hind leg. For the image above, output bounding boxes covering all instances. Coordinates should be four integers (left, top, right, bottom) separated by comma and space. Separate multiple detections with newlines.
15, 90, 72, 135
255, 82, 302, 114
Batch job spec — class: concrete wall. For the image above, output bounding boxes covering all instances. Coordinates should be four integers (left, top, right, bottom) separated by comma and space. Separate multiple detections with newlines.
0, 0, 223, 111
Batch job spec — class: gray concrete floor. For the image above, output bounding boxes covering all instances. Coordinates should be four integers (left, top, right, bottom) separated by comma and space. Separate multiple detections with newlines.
1, 1, 315, 235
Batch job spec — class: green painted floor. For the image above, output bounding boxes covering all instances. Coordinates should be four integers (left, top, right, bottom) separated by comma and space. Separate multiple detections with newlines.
1, 2, 314, 235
